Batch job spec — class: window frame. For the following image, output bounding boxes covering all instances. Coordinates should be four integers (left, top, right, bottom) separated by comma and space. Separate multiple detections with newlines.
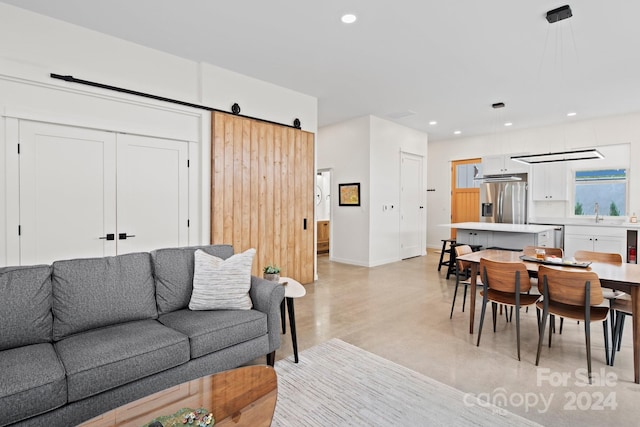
571, 166, 629, 218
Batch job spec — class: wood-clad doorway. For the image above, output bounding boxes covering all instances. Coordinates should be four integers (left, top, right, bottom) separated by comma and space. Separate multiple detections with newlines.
210, 112, 315, 284
450, 158, 481, 239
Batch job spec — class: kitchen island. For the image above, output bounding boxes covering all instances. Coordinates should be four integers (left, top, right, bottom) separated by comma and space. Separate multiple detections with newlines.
445, 222, 557, 250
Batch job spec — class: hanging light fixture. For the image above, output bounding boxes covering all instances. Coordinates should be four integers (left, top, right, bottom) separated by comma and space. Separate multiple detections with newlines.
510, 148, 604, 164
516, 5, 605, 164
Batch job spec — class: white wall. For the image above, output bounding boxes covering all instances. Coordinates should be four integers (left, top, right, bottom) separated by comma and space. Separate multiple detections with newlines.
427, 113, 640, 249
0, 3, 317, 266
317, 116, 370, 266
201, 63, 316, 132
369, 116, 428, 265
318, 115, 428, 267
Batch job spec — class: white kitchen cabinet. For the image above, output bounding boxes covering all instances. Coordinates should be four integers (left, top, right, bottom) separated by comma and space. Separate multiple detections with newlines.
564, 225, 626, 259
535, 229, 553, 247
456, 229, 491, 249
531, 162, 568, 201
482, 154, 530, 175
456, 225, 555, 251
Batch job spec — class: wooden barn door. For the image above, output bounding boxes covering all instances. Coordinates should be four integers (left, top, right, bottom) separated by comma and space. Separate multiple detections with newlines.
211, 112, 314, 283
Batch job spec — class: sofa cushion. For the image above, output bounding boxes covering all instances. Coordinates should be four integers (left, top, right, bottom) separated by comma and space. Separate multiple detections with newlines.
152, 245, 235, 315
189, 248, 255, 311
52, 252, 157, 340
0, 343, 67, 425
55, 319, 189, 402
0, 265, 53, 351
158, 309, 267, 358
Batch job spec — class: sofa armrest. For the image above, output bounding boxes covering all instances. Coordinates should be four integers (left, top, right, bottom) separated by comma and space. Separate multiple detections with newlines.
249, 276, 285, 354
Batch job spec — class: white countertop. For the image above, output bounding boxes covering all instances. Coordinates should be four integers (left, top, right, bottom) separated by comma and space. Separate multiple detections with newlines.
443, 222, 557, 233
531, 218, 640, 229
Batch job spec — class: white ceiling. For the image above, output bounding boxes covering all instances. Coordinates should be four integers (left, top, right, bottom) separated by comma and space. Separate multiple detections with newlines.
4, 0, 640, 141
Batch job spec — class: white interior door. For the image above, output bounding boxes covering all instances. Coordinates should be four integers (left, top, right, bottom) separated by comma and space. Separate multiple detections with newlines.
19, 121, 117, 264
400, 152, 425, 259
116, 134, 189, 254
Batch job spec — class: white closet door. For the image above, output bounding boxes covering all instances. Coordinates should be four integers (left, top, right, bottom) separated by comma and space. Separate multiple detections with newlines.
400, 152, 425, 259
116, 134, 189, 254
19, 121, 117, 265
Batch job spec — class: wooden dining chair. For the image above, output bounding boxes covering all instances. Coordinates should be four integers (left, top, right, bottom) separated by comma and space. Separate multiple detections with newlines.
523, 246, 564, 258
610, 294, 632, 365
450, 245, 481, 319
476, 258, 540, 361
523, 245, 564, 298
535, 265, 610, 383
573, 250, 623, 340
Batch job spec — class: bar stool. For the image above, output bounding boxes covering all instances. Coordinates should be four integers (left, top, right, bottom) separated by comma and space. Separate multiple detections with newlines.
437, 239, 456, 271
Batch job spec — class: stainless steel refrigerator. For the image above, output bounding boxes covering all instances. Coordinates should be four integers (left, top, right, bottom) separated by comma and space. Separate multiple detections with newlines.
479, 174, 528, 224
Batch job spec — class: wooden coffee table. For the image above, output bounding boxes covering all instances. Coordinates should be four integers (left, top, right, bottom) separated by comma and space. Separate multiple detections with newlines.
79, 365, 277, 427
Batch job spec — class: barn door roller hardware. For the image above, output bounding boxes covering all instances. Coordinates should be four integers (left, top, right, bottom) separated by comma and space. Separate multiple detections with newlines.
50, 73, 302, 130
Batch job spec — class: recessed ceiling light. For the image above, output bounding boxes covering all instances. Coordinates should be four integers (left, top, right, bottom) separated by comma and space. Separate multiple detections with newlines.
504, 122, 513, 127
341, 14, 357, 24
429, 121, 437, 125
454, 130, 462, 135
567, 112, 577, 117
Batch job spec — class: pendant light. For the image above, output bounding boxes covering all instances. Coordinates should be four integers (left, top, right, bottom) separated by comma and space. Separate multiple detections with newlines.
513, 5, 605, 164
510, 148, 604, 164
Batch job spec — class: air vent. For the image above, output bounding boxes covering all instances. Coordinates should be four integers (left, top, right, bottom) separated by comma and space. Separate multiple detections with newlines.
386, 110, 417, 119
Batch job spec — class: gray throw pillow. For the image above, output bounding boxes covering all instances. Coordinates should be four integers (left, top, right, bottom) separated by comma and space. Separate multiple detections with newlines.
189, 248, 255, 310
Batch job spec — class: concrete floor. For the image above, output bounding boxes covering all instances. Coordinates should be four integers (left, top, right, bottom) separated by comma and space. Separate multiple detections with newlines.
272, 251, 640, 426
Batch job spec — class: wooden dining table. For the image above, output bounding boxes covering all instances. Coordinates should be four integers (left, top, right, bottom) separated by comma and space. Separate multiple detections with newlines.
456, 249, 640, 384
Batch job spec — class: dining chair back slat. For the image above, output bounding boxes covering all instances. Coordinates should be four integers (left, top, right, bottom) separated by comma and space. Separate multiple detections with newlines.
573, 250, 622, 264
455, 245, 474, 272
480, 258, 532, 294
538, 265, 604, 307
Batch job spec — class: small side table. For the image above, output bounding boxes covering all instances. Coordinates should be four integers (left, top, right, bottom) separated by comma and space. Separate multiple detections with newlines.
278, 277, 306, 363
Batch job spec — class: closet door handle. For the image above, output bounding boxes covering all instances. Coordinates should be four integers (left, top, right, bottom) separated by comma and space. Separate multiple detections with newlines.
119, 233, 136, 240
99, 233, 115, 241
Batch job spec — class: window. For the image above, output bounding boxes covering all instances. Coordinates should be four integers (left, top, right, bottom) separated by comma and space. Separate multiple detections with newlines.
574, 169, 627, 216
455, 163, 481, 189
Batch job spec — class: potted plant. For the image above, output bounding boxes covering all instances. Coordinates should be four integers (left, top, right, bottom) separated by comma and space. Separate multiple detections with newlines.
263, 265, 281, 282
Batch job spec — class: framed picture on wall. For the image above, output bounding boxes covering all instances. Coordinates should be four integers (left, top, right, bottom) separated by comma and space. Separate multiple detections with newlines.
339, 183, 360, 206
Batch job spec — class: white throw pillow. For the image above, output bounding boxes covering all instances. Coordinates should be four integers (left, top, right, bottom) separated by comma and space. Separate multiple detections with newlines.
189, 248, 255, 310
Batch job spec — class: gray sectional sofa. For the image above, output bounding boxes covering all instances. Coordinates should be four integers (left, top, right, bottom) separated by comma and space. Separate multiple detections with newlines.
0, 244, 285, 427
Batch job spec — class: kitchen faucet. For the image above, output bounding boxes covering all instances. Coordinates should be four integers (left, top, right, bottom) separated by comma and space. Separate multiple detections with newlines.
595, 202, 602, 223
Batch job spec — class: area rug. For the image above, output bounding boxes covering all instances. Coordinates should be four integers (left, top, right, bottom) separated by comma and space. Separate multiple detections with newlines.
273, 339, 542, 427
